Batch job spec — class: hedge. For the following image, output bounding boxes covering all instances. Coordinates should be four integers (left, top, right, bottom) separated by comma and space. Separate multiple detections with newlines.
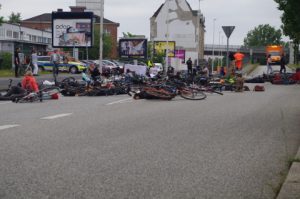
0, 52, 13, 70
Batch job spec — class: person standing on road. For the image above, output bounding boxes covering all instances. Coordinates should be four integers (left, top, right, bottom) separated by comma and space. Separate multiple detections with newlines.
280, 52, 286, 74
186, 57, 193, 75
14, 47, 21, 78
50, 50, 61, 85
234, 51, 245, 71
266, 54, 273, 74
31, 49, 39, 76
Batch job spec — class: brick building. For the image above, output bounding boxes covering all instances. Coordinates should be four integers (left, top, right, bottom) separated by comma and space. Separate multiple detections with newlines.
21, 6, 119, 58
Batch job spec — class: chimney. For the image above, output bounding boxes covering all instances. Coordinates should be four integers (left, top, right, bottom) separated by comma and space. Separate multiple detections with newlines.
57, 8, 63, 12
69, 6, 86, 12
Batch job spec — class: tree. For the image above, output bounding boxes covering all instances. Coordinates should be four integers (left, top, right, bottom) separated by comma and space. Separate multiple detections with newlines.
243, 24, 283, 47
0, 4, 4, 25
8, 12, 21, 24
86, 26, 113, 59
274, 0, 300, 63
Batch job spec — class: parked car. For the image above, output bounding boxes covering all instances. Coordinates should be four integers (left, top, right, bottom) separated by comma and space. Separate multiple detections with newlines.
37, 56, 87, 74
153, 63, 163, 71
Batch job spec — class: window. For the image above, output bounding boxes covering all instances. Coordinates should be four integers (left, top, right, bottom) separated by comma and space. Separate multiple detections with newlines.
0, 28, 5, 37
104, 29, 111, 35
32, 35, 37, 42
6, 30, 12, 38
38, 36, 42, 43
28, 35, 32, 41
13, 31, 19, 39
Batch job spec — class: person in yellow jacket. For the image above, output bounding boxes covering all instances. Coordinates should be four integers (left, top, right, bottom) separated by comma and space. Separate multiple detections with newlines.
147, 60, 153, 68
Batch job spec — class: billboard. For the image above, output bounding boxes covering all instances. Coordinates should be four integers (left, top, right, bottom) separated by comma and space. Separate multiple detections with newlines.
154, 41, 176, 57
175, 50, 186, 62
119, 39, 147, 59
52, 12, 93, 48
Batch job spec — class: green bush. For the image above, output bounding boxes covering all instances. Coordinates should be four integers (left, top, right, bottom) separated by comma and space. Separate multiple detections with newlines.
0, 52, 13, 70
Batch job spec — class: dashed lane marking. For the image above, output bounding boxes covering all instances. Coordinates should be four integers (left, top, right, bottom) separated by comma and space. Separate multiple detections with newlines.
0, 102, 11, 105
106, 98, 132, 106
41, 113, 73, 120
0, 125, 20, 131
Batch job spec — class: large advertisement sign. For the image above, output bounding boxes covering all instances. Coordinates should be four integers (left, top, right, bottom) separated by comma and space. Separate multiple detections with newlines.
154, 41, 176, 57
175, 50, 186, 62
119, 39, 147, 58
52, 12, 93, 48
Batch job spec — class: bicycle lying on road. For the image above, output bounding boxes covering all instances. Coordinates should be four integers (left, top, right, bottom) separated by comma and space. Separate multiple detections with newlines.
128, 79, 207, 100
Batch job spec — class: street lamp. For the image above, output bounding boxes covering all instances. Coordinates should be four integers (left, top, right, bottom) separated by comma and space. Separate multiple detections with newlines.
218, 31, 221, 67
165, 0, 171, 75
196, 0, 204, 66
99, 0, 104, 73
211, 18, 216, 74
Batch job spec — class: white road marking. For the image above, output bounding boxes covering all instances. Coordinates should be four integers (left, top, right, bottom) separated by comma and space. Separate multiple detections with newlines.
0, 102, 11, 105
0, 125, 20, 130
41, 113, 73, 120
106, 98, 132, 106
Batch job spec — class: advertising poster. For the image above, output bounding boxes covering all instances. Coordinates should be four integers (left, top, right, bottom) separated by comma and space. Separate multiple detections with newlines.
154, 41, 176, 57
119, 39, 147, 58
175, 50, 186, 62
52, 12, 93, 48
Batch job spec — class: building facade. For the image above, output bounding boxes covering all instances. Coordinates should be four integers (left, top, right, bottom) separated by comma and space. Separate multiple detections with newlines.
150, 0, 205, 65
0, 23, 52, 56
21, 6, 119, 59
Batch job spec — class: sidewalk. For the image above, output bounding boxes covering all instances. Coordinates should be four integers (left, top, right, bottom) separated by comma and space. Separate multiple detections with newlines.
277, 147, 300, 198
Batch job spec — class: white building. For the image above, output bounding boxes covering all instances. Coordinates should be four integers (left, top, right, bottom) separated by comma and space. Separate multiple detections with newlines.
0, 23, 52, 55
76, 0, 100, 16
150, 0, 205, 65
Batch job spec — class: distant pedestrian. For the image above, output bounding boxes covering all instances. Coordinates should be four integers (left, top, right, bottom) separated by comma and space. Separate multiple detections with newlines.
266, 54, 273, 74
202, 65, 209, 78
186, 57, 193, 75
14, 47, 21, 77
234, 51, 245, 71
235, 73, 245, 92
31, 49, 39, 76
50, 50, 61, 84
280, 52, 286, 74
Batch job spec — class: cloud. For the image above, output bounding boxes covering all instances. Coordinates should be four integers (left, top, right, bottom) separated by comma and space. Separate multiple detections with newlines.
0, 0, 288, 45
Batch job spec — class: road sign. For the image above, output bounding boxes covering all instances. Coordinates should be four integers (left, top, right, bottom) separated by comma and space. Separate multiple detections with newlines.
222, 26, 235, 38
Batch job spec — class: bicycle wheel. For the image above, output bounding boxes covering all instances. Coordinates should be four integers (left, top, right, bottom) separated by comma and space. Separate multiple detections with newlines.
16, 93, 41, 103
61, 77, 76, 83
179, 87, 206, 100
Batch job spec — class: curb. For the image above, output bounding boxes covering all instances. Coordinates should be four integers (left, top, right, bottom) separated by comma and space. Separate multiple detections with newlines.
277, 148, 300, 198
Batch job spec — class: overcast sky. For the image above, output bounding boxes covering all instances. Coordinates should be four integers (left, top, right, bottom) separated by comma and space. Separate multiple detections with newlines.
0, 0, 288, 45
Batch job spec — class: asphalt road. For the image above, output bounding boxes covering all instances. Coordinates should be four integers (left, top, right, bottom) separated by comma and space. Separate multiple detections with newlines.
0, 66, 300, 198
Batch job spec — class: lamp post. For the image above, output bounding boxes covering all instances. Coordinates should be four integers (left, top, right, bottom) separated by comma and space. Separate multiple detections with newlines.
165, 0, 171, 75
196, 0, 204, 66
99, 0, 104, 73
221, 35, 224, 67
211, 18, 216, 74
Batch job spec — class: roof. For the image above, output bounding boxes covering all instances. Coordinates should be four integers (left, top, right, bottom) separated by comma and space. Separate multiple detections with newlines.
152, 1, 198, 18
23, 13, 119, 25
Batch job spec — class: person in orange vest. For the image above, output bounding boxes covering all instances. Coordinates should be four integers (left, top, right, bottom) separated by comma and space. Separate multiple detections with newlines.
234, 51, 245, 71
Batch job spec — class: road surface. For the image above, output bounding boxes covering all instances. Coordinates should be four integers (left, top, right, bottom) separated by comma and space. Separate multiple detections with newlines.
0, 66, 299, 198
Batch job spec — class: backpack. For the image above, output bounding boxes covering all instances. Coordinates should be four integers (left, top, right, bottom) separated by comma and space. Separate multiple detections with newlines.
253, 85, 265, 92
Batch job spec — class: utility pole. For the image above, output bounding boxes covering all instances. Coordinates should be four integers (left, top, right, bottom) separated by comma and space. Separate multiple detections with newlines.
99, 0, 104, 73
222, 26, 235, 77
196, 0, 203, 66
211, 18, 216, 74
165, 0, 170, 75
